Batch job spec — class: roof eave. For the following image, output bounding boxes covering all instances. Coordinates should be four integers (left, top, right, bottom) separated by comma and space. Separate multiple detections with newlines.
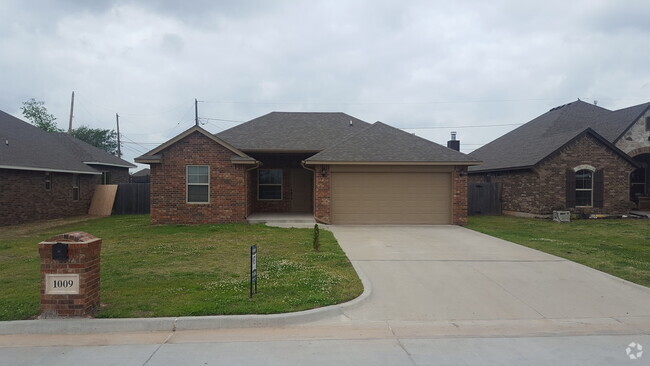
0, 164, 101, 175
240, 149, 322, 154
468, 165, 536, 174
84, 161, 136, 168
304, 160, 481, 166
231, 159, 259, 165
134, 156, 161, 164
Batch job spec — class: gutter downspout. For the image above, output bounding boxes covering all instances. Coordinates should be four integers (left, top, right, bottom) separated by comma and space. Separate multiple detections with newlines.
301, 161, 331, 224
244, 161, 261, 218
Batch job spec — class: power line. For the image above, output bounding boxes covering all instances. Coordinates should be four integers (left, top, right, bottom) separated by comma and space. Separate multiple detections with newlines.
402, 123, 523, 129
201, 117, 246, 123
200, 97, 598, 106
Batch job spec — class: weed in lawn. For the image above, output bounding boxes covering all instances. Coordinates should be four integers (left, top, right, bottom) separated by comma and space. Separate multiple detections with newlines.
0, 215, 362, 320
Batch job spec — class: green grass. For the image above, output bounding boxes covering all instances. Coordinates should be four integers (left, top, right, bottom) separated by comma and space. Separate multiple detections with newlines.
0, 216, 363, 320
466, 216, 650, 287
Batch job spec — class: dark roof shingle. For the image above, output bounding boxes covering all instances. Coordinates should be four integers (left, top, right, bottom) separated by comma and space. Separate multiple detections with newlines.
0, 110, 134, 173
468, 100, 648, 172
306, 122, 480, 164
216, 112, 371, 151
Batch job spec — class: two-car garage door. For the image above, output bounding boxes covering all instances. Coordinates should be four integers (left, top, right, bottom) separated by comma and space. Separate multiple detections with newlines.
330, 166, 452, 225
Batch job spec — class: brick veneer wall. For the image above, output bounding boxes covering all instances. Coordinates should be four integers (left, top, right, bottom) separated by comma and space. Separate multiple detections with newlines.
313, 165, 331, 224
469, 169, 541, 214
452, 166, 468, 225
88, 165, 130, 184
149, 131, 248, 225
39, 231, 101, 317
0, 169, 96, 226
250, 168, 292, 213
469, 134, 635, 215
537, 134, 635, 214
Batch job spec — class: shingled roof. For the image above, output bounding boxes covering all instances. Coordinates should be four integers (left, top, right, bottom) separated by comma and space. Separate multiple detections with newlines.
216, 112, 371, 151
0, 110, 135, 174
468, 101, 649, 172
306, 122, 480, 164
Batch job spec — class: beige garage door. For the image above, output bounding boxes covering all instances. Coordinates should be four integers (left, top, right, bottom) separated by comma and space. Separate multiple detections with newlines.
330, 170, 452, 224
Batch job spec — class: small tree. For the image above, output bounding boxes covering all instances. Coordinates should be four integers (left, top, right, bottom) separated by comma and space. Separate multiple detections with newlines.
21, 98, 62, 132
313, 224, 320, 252
71, 126, 119, 155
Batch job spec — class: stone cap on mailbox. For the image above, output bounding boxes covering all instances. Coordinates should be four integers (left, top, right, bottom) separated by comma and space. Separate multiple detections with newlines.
43, 231, 99, 243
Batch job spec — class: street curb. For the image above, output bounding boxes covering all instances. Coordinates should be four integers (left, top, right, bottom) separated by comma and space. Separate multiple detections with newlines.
0, 255, 372, 335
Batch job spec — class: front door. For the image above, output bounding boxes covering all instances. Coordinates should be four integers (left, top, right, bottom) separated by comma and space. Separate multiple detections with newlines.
290, 169, 313, 212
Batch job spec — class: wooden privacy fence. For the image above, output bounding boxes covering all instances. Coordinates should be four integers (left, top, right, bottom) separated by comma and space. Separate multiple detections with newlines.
468, 182, 502, 216
113, 183, 150, 214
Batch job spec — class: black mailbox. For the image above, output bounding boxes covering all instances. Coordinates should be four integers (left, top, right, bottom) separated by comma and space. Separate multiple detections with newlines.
52, 242, 68, 261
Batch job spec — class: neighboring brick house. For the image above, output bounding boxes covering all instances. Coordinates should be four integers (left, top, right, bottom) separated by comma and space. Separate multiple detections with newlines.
468, 100, 650, 216
0, 110, 135, 226
135, 112, 479, 225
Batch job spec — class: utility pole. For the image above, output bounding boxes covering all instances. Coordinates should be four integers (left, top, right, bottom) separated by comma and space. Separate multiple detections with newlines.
116, 113, 122, 158
195, 98, 199, 126
68, 91, 75, 134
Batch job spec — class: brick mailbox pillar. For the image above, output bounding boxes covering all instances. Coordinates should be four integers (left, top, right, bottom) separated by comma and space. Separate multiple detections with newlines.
38, 232, 101, 318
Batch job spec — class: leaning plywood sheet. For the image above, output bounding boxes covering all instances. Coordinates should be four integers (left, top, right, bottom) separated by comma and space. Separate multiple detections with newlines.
89, 185, 118, 216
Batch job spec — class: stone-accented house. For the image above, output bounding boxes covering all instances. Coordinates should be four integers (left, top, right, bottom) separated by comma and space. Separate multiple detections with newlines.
135, 112, 480, 225
468, 100, 650, 216
0, 110, 135, 226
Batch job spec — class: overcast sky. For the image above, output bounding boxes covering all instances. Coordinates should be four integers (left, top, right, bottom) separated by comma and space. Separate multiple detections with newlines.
1, 0, 649, 170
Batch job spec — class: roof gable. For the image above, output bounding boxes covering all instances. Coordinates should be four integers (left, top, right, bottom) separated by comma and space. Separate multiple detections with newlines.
306, 122, 480, 164
469, 100, 646, 172
216, 112, 371, 151
135, 125, 255, 164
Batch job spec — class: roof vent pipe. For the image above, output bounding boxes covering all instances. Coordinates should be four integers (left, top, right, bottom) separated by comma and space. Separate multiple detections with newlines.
447, 132, 460, 151
349, 120, 353, 127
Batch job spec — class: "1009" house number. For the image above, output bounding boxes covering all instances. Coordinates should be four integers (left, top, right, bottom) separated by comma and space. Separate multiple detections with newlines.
45, 274, 80, 295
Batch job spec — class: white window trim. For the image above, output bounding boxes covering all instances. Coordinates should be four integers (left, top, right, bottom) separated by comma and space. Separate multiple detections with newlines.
186, 165, 210, 204
573, 164, 595, 172
575, 168, 593, 207
45, 172, 52, 191
72, 174, 80, 201
258, 169, 283, 201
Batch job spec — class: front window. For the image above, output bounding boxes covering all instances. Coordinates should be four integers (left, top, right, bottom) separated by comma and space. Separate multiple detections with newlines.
101, 171, 111, 185
187, 165, 209, 203
72, 174, 80, 201
45, 172, 51, 191
258, 169, 282, 200
631, 168, 646, 198
575, 169, 593, 206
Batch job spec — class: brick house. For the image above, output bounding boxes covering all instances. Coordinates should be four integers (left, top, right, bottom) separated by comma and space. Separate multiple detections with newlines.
468, 101, 650, 216
0, 110, 135, 226
135, 112, 479, 225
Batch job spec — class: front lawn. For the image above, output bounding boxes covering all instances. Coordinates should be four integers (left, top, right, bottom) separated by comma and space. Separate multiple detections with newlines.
0, 215, 363, 321
466, 216, 650, 287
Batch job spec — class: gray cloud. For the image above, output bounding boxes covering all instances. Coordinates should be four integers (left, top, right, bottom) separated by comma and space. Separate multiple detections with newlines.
1, 0, 648, 168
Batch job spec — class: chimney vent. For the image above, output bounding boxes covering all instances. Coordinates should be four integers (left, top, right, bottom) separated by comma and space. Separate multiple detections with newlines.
447, 132, 460, 151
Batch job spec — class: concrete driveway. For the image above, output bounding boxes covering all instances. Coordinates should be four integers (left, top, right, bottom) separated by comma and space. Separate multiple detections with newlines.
328, 225, 650, 330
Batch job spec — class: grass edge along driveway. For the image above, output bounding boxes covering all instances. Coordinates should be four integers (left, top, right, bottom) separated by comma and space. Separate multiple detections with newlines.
0, 215, 363, 321
466, 216, 650, 288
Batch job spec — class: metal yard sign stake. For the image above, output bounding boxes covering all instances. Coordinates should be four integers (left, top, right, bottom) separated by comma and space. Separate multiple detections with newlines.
250, 245, 257, 298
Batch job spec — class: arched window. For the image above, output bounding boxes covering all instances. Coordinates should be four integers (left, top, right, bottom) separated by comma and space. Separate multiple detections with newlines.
575, 169, 593, 206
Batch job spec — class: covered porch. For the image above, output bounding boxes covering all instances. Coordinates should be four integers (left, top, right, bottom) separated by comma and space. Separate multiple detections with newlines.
246, 152, 316, 217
